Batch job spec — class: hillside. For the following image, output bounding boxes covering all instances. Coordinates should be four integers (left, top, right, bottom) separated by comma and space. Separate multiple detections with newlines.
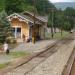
0, 0, 5, 11
53, 2, 75, 10
0, 0, 55, 15
1, 1, 75, 12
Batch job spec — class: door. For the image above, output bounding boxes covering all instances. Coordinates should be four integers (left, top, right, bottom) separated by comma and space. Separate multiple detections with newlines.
12, 27, 21, 38
17, 28, 21, 38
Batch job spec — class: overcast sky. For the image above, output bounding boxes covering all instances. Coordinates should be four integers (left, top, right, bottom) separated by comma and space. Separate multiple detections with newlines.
49, 0, 75, 3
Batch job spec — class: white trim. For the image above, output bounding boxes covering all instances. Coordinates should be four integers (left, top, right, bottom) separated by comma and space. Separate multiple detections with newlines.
12, 26, 22, 39
7, 13, 33, 24
12, 26, 21, 28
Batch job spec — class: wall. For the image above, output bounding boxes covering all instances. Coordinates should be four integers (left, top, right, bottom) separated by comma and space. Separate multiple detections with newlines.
11, 18, 29, 41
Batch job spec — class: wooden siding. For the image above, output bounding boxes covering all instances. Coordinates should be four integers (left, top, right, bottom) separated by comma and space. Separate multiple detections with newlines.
11, 18, 29, 40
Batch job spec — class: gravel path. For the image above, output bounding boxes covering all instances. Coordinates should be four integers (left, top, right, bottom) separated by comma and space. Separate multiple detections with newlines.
0, 40, 55, 64
25, 41, 75, 75
0, 55, 14, 64
5, 37, 75, 75
12, 40, 56, 53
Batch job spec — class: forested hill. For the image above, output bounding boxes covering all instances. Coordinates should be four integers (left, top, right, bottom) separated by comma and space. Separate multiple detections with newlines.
53, 2, 75, 10
0, 0, 5, 11
0, 0, 55, 15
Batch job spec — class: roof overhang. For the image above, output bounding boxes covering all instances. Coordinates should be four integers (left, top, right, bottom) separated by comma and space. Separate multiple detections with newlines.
7, 13, 33, 24
7, 13, 47, 26
23, 11, 48, 23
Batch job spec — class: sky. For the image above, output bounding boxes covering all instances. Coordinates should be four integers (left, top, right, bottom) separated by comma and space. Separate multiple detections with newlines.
49, 0, 75, 3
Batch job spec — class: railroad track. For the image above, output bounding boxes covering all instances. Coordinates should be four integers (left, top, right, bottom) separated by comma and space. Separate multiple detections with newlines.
1, 33, 75, 75
62, 47, 75, 75
70, 59, 75, 75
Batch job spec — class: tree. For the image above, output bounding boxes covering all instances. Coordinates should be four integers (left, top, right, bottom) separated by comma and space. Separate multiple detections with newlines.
64, 7, 75, 17
47, 8, 56, 38
64, 7, 75, 32
36, 0, 55, 15
5, 0, 23, 15
56, 10, 65, 36
0, 11, 12, 43
22, 0, 34, 12
22, 0, 55, 15
22, 0, 33, 5
48, 12, 54, 38
63, 21, 71, 31
0, 0, 5, 12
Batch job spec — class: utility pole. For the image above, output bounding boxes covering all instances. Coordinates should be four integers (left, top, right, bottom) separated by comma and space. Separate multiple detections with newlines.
32, 0, 36, 44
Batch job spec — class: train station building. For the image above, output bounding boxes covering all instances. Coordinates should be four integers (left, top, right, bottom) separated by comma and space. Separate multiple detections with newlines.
7, 12, 48, 42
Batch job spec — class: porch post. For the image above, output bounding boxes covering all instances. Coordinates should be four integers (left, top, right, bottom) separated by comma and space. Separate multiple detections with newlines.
15, 27, 17, 38
28, 22, 33, 42
29, 25, 32, 42
21, 28, 22, 38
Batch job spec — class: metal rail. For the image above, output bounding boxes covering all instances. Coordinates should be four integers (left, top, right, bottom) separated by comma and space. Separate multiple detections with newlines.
62, 47, 75, 75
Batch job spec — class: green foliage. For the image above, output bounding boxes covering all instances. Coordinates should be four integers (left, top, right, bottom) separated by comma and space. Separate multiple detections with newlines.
8, 52, 28, 58
64, 7, 75, 17
5, 0, 23, 15
0, 62, 10, 69
22, 0, 33, 6
63, 21, 70, 31
0, 0, 5, 12
45, 31, 69, 39
0, 11, 12, 43
48, 13, 52, 27
6, 37, 17, 44
48, 9, 63, 28
22, 0, 55, 15
48, 7, 75, 32
36, 0, 55, 15
63, 7, 75, 31
0, 0, 55, 15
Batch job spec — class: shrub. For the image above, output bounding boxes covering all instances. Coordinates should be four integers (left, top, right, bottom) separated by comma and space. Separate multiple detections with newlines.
0, 35, 6, 43
6, 37, 17, 44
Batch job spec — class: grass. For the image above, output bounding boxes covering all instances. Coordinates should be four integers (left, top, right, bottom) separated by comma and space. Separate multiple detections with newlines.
0, 51, 29, 69
0, 62, 10, 69
8, 51, 29, 58
0, 43, 19, 52
45, 31, 70, 40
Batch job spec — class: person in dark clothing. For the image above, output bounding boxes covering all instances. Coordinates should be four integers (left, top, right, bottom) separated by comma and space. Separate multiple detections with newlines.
22, 34, 25, 42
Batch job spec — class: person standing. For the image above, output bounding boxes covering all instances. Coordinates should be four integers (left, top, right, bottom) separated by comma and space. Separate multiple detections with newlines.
3, 42, 9, 54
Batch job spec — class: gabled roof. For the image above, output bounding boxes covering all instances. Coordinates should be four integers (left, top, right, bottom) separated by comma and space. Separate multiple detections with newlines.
7, 12, 48, 25
23, 11, 48, 23
7, 13, 32, 23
